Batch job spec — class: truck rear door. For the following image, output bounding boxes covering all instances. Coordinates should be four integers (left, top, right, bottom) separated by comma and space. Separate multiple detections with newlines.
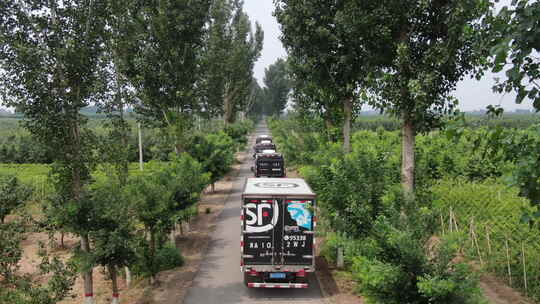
281, 199, 314, 265
242, 198, 314, 266
242, 199, 277, 265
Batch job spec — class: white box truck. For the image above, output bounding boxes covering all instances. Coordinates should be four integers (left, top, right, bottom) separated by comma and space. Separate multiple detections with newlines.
241, 178, 316, 288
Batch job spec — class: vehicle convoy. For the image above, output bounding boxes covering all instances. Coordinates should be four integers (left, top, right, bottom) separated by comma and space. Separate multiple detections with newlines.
241, 178, 316, 288
253, 142, 277, 158
255, 134, 273, 144
252, 151, 285, 178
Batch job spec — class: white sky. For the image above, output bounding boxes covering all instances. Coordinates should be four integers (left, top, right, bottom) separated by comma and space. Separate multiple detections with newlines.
243, 0, 534, 112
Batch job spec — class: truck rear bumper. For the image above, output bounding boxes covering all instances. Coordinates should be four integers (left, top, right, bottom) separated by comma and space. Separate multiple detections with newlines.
241, 266, 315, 272
247, 282, 309, 288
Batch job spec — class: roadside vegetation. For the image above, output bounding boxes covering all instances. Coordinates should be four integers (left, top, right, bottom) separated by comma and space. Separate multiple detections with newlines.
269, 114, 540, 302
269, 0, 540, 302
0, 0, 261, 303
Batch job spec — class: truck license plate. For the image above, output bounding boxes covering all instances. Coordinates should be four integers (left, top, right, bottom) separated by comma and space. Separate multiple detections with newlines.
270, 272, 286, 279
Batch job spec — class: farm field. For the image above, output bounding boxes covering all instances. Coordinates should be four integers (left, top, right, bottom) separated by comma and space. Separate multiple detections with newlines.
269, 114, 540, 303
0, 163, 152, 184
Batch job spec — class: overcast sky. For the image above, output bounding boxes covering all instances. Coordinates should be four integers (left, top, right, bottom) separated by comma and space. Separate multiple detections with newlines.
243, 0, 533, 112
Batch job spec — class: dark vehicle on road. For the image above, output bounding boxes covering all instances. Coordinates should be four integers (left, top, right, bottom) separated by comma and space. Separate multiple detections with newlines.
253, 142, 277, 158
252, 151, 285, 178
255, 134, 273, 144
241, 178, 316, 288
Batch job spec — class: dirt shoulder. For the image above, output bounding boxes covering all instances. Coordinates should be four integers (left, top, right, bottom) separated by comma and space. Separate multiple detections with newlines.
315, 255, 364, 304
480, 274, 533, 304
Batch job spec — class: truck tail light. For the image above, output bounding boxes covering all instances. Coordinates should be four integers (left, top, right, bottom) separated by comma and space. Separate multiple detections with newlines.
296, 269, 306, 278
249, 269, 259, 277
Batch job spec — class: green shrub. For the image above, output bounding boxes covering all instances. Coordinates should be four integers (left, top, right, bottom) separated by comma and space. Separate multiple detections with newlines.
132, 243, 184, 278
187, 131, 235, 187
268, 116, 341, 166
223, 120, 253, 148
0, 175, 32, 223
417, 263, 486, 304
321, 232, 379, 268
352, 214, 485, 304
155, 244, 184, 271
300, 131, 400, 238
150, 153, 210, 213
352, 255, 406, 304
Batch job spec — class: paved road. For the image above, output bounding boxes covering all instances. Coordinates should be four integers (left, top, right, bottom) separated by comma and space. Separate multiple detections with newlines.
184, 123, 326, 304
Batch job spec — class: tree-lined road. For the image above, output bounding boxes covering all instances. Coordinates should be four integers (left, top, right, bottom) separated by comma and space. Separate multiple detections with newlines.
184, 123, 325, 304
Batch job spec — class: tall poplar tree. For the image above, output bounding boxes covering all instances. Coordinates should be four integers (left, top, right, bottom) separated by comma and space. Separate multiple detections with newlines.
277, 0, 489, 189
275, 0, 372, 153
245, 79, 267, 118
0, 1, 109, 303
263, 58, 291, 116
346, 0, 490, 194
203, 0, 263, 123
116, 0, 212, 153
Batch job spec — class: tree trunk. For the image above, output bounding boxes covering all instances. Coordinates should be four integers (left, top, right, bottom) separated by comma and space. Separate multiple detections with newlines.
81, 234, 94, 304
401, 117, 415, 196
211, 182, 215, 193
109, 265, 120, 304
175, 142, 184, 155
343, 97, 353, 154
170, 226, 176, 247
224, 94, 235, 125
324, 117, 336, 142
113, 60, 129, 185
150, 231, 157, 285
72, 121, 94, 304
125, 266, 132, 288
119, 109, 129, 185
60, 232, 65, 249
138, 123, 144, 171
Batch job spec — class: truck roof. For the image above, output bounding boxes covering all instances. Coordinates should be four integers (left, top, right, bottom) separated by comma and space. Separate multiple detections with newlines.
242, 178, 316, 198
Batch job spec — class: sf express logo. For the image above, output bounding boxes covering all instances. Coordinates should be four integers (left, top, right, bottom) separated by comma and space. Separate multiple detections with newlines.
245, 200, 279, 233
253, 182, 299, 188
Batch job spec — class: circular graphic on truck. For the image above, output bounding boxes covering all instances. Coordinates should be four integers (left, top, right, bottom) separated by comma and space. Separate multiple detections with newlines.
254, 182, 299, 188
245, 200, 279, 233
